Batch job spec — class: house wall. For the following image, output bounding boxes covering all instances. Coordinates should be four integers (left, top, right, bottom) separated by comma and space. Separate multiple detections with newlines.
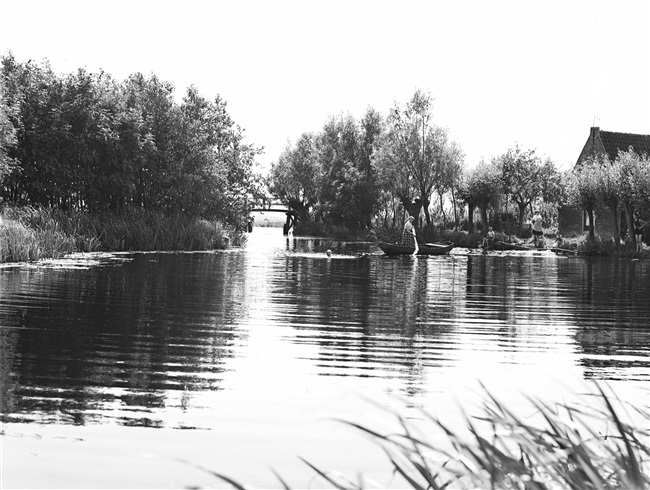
559, 205, 619, 240
558, 205, 583, 237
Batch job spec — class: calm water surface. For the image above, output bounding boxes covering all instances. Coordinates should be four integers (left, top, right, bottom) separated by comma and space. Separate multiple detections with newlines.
1, 227, 649, 488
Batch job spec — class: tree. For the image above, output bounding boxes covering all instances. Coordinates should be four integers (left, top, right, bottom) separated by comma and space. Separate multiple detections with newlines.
269, 133, 319, 222
0, 79, 17, 182
616, 148, 650, 243
594, 154, 623, 246
433, 136, 464, 229
376, 89, 460, 226
495, 145, 545, 234
0, 55, 261, 228
316, 114, 360, 227
356, 107, 383, 228
569, 160, 602, 239
459, 161, 502, 233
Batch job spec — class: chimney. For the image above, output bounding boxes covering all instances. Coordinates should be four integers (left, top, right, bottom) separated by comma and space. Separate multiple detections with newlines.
590, 127, 600, 141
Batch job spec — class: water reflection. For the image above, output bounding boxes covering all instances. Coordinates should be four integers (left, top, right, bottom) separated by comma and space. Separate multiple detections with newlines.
1, 231, 649, 429
0, 253, 246, 427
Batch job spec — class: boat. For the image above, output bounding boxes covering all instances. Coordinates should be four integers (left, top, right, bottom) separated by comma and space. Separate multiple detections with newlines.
483, 240, 532, 251
483, 241, 576, 255
378, 241, 454, 256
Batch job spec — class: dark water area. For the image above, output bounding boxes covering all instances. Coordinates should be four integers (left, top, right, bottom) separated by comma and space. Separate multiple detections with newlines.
1, 228, 649, 487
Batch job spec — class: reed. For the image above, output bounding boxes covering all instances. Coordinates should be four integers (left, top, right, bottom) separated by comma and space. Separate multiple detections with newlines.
0, 206, 234, 262
0, 211, 76, 262
205, 383, 649, 489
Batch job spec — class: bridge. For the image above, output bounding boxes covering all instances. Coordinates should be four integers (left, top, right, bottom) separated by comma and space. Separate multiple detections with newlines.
251, 198, 290, 213
250, 199, 299, 235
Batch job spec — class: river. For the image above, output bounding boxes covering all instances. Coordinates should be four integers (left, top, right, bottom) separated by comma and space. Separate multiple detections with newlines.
1, 227, 649, 488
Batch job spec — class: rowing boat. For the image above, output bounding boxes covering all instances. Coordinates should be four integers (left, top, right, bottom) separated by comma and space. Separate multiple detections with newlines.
378, 241, 454, 256
483, 240, 531, 251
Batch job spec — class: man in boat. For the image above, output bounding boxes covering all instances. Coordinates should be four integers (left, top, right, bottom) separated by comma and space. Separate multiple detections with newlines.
401, 216, 419, 255
531, 210, 544, 247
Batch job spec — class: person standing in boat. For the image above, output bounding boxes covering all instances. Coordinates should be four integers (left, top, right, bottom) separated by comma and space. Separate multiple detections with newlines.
634, 214, 645, 252
531, 209, 544, 247
401, 215, 419, 255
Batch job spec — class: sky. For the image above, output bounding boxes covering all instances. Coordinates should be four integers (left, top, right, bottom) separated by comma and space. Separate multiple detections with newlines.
1, 0, 649, 174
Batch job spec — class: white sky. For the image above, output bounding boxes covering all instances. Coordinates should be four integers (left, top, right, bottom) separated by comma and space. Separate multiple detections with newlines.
1, 0, 649, 173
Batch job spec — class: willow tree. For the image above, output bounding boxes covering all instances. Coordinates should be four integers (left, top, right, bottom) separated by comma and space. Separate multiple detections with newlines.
569, 160, 602, 240
432, 135, 464, 229
616, 148, 650, 242
460, 160, 502, 233
376, 89, 461, 226
269, 132, 319, 222
594, 154, 623, 246
495, 145, 546, 234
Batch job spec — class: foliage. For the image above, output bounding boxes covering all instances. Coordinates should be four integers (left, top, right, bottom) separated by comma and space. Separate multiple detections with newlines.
0, 79, 17, 182
269, 132, 320, 222
315, 113, 377, 230
567, 160, 603, 239
616, 148, 650, 223
494, 146, 562, 235
374, 89, 463, 226
0, 54, 262, 230
458, 161, 502, 233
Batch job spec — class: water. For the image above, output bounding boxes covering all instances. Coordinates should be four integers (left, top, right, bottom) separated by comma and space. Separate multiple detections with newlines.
1, 228, 649, 488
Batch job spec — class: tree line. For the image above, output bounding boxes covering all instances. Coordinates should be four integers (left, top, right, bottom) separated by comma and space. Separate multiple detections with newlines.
0, 53, 263, 229
1, 56, 647, 247
270, 89, 650, 245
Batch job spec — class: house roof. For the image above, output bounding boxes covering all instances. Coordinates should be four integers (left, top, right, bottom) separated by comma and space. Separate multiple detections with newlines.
599, 130, 650, 160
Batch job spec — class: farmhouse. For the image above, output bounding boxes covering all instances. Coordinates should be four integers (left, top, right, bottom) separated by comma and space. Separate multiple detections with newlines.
558, 127, 650, 237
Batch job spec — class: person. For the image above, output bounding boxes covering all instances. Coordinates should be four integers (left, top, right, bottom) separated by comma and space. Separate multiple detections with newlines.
401, 215, 419, 255
531, 210, 544, 247
634, 214, 644, 252
482, 226, 496, 249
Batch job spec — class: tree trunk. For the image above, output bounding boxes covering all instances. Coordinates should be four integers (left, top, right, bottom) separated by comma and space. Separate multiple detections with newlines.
422, 195, 431, 226
587, 208, 595, 239
624, 203, 635, 242
288, 200, 310, 223
438, 191, 447, 230
608, 203, 621, 247
467, 203, 475, 233
400, 196, 422, 222
480, 204, 489, 231
451, 188, 458, 231
517, 202, 527, 236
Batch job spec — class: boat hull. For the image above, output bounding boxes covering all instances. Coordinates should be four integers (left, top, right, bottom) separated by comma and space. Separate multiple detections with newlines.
379, 242, 454, 256
485, 240, 531, 251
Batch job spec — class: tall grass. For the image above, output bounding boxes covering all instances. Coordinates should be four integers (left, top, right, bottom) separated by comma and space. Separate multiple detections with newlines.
0, 211, 76, 262
0, 206, 235, 263
205, 383, 649, 489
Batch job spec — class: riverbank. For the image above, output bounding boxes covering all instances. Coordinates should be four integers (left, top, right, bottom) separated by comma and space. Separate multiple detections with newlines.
0, 206, 234, 263
296, 221, 649, 260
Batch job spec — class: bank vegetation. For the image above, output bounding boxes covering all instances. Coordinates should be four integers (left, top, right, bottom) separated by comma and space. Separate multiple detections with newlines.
0, 53, 262, 262
269, 91, 650, 256
1, 53, 648, 262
